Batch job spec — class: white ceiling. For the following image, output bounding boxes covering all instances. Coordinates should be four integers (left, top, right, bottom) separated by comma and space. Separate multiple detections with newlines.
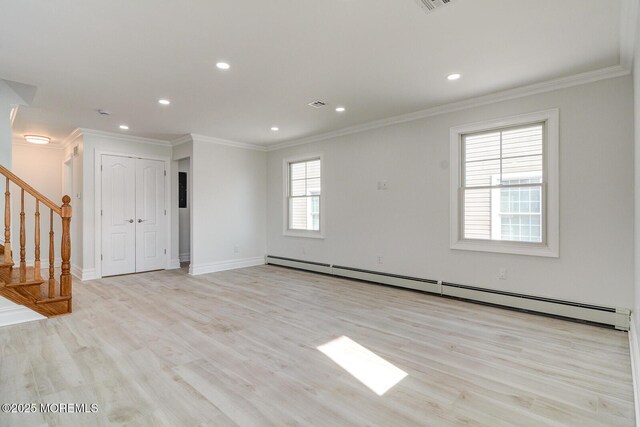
0, 0, 624, 146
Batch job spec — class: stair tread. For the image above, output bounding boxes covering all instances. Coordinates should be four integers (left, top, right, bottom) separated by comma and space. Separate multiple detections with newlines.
0, 258, 13, 268
0, 287, 69, 317
2, 267, 45, 286
35, 295, 71, 304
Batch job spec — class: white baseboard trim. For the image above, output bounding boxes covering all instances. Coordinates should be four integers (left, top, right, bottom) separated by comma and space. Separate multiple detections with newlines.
80, 268, 98, 281
629, 314, 640, 426
266, 255, 630, 330
189, 256, 265, 276
179, 252, 191, 262
167, 258, 181, 269
71, 264, 82, 280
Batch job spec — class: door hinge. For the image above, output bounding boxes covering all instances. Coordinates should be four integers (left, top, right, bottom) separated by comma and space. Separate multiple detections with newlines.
164, 249, 166, 254
100, 209, 103, 216
101, 165, 103, 172
164, 209, 167, 215
164, 170, 166, 177
101, 254, 103, 260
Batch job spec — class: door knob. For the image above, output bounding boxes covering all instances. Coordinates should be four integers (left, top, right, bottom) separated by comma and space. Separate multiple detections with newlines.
128, 219, 134, 223
138, 219, 146, 223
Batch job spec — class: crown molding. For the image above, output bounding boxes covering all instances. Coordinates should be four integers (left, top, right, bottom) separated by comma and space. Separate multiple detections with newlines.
267, 65, 631, 152
620, 0, 639, 70
189, 133, 267, 152
61, 128, 83, 150
77, 128, 172, 147
171, 134, 193, 148
12, 138, 65, 151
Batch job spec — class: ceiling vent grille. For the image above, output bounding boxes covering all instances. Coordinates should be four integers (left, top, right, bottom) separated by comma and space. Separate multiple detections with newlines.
308, 100, 326, 108
414, 0, 453, 14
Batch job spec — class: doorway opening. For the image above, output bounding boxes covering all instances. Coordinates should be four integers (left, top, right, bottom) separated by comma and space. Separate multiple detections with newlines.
178, 158, 191, 269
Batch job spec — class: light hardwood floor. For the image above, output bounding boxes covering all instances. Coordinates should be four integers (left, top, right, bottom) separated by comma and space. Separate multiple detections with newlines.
0, 265, 634, 426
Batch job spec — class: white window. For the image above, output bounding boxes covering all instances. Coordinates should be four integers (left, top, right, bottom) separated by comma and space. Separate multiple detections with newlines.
450, 110, 559, 257
284, 156, 324, 238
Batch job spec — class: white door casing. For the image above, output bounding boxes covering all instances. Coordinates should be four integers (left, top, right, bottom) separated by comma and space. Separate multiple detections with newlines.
101, 155, 136, 276
135, 158, 166, 272
101, 155, 166, 277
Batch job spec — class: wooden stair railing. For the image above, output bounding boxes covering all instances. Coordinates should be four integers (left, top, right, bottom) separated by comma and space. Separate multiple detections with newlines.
0, 164, 72, 317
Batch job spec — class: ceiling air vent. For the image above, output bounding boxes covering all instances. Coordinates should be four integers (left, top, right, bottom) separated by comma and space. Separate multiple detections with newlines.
308, 100, 326, 108
414, 0, 453, 14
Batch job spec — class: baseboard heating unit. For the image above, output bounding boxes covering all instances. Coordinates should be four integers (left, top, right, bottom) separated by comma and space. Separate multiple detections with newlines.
265, 255, 630, 330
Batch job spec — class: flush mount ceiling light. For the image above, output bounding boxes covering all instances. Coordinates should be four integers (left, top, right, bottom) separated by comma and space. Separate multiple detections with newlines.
447, 73, 461, 81
216, 62, 230, 70
271, 127, 279, 131
158, 99, 171, 105
24, 135, 50, 145
119, 124, 129, 130
335, 107, 346, 113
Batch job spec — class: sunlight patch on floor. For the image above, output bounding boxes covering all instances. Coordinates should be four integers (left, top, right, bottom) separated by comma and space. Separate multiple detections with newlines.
317, 336, 408, 396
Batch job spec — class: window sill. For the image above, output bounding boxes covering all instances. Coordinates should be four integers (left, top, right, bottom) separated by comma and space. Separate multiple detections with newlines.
451, 239, 558, 258
283, 230, 325, 239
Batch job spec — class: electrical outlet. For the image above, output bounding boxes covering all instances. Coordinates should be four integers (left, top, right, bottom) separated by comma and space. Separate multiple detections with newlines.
498, 268, 507, 280
377, 181, 388, 190
301, 247, 306, 255
234, 245, 240, 254
377, 256, 383, 264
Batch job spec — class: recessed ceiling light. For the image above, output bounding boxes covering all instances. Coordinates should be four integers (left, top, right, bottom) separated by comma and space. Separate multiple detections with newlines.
447, 73, 461, 81
271, 127, 279, 131
335, 107, 346, 113
119, 125, 129, 130
158, 99, 171, 105
216, 62, 230, 70
24, 135, 50, 145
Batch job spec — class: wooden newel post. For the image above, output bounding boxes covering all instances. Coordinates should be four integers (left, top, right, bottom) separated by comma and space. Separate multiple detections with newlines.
60, 195, 72, 311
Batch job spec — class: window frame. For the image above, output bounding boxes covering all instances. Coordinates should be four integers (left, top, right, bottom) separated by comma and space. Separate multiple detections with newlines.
449, 109, 559, 257
283, 154, 325, 239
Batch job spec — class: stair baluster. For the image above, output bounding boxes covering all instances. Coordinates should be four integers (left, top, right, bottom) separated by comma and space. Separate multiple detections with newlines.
4, 177, 11, 265
34, 200, 41, 280
48, 209, 55, 298
19, 189, 26, 282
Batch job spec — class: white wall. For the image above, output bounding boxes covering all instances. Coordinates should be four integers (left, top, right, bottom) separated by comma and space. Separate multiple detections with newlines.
82, 132, 173, 279
10, 143, 64, 269
190, 137, 266, 274
267, 76, 634, 309
0, 105, 12, 168
178, 158, 190, 262
63, 133, 84, 274
171, 141, 193, 266
633, 3, 640, 337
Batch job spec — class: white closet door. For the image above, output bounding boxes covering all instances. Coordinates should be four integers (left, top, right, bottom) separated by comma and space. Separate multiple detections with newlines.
135, 158, 166, 272
101, 155, 136, 276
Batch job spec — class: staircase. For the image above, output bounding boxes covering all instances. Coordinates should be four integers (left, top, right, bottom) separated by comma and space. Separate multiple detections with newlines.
0, 165, 72, 317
